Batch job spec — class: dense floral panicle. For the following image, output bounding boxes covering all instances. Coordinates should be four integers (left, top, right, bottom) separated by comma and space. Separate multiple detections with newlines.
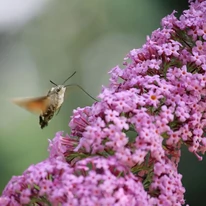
69, 0, 206, 162
67, 0, 206, 205
1, 157, 155, 206
1, 0, 206, 205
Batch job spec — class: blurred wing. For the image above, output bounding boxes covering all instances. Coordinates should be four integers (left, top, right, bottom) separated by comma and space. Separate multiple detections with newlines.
12, 96, 49, 115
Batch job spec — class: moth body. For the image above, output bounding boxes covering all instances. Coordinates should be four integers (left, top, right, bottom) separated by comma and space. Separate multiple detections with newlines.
39, 85, 66, 129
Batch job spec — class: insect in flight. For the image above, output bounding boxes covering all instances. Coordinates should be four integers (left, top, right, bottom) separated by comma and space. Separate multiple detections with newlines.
12, 71, 97, 129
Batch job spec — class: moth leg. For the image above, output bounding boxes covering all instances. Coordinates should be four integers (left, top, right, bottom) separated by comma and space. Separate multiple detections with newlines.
56, 106, 62, 116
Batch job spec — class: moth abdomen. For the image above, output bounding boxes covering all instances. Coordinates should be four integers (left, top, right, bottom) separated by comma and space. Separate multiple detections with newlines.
39, 116, 48, 129
39, 105, 56, 129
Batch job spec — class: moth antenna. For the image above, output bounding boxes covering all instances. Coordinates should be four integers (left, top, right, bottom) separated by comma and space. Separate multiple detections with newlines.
62, 71, 77, 85
65, 84, 97, 101
50, 80, 58, 86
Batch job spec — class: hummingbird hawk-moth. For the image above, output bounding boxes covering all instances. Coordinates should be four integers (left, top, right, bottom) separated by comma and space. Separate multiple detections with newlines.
13, 71, 96, 129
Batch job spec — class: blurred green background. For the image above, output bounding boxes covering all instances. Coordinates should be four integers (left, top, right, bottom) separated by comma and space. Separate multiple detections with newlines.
0, 0, 204, 205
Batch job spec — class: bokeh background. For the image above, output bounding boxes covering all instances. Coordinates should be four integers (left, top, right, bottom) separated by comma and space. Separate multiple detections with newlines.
0, 0, 204, 205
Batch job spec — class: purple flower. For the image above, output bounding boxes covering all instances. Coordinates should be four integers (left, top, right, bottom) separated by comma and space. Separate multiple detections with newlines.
1, 0, 206, 205
1, 157, 153, 206
48, 131, 79, 161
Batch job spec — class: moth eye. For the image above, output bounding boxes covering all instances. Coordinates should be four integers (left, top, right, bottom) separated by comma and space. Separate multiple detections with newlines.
56, 88, 61, 93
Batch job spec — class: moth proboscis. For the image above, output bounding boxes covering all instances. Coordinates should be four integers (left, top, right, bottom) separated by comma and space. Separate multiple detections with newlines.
12, 71, 97, 129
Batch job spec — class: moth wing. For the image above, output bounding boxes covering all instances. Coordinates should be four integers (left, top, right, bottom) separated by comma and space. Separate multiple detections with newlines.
12, 96, 49, 115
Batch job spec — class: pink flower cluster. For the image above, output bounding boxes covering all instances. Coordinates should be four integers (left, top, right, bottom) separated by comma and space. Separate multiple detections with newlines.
1, 0, 206, 205
1, 157, 154, 206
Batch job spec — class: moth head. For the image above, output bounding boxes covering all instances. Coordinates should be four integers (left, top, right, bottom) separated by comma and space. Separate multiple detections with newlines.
49, 71, 77, 95
49, 85, 66, 95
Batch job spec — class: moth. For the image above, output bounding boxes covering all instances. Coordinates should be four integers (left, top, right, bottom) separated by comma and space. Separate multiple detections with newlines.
13, 71, 96, 129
